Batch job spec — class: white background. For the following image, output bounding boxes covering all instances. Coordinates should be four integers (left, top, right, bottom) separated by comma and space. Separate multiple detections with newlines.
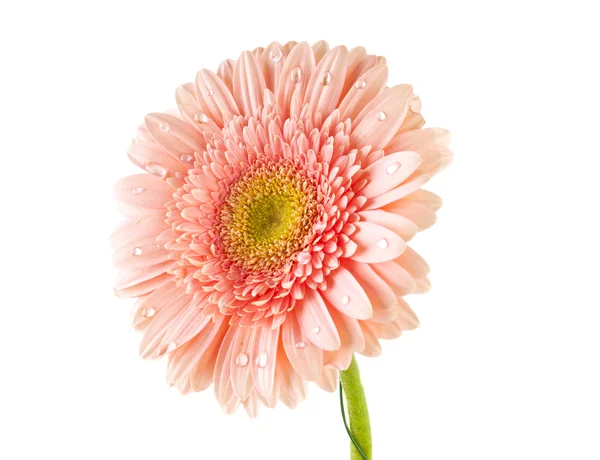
1, 1, 599, 459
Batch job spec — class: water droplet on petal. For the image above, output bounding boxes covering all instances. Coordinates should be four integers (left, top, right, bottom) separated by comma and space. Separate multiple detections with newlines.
142, 307, 156, 318
294, 342, 306, 349
255, 352, 268, 368
132, 187, 144, 195
132, 247, 143, 256
194, 112, 208, 123
376, 238, 389, 249
235, 352, 249, 367
386, 161, 401, 175
145, 163, 167, 178
313, 326, 321, 334
297, 252, 311, 265
342, 295, 350, 305
269, 47, 283, 63
207, 88, 214, 97
354, 79, 366, 89
290, 66, 302, 83
321, 71, 331, 86
180, 153, 192, 163
377, 111, 387, 121
166, 343, 177, 353
159, 122, 170, 132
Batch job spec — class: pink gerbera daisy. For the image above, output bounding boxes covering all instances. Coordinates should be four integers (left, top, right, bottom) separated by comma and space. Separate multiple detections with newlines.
112, 40, 452, 417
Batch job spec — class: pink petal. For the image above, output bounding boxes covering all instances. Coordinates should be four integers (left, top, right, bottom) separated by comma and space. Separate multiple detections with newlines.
350, 221, 406, 263
314, 367, 339, 392
195, 69, 240, 125
233, 51, 267, 118
110, 215, 168, 251
132, 281, 181, 331
144, 113, 204, 157
320, 266, 372, 320
213, 325, 238, 407
276, 344, 308, 409
281, 314, 323, 381
351, 85, 413, 151
217, 59, 235, 92
276, 42, 315, 117
128, 141, 187, 177
303, 46, 348, 119
383, 200, 437, 231
250, 325, 280, 400
114, 174, 173, 215
358, 323, 382, 357
370, 261, 416, 297
312, 40, 329, 64
114, 272, 172, 298
114, 260, 174, 290
356, 210, 418, 242
395, 299, 420, 330
295, 289, 340, 351
190, 323, 227, 392
230, 326, 254, 400
339, 64, 388, 122
260, 41, 286, 93
359, 150, 422, 198
364, 172, 430, 210
113, 235, 169, 269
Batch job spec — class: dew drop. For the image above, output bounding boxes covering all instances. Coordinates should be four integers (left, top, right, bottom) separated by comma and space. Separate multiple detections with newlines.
321, 71, 332, 86
142, 307, 156, 318
145, 163, 167, 178
194, 112, 208, 123
386, 161, 401, 175
235, 352, 249, 367
255, 352, 268, 368
132, 247, 143, 256
166, 343, 177, 353
313, 326, 321, 334
132, 187, 144, 195
342, 295, 350, 305
290, 66, 302, 83
207, 88, 214, 97
159, 122, 170, 132
180, 153, 192, 163
376, 238, 389, 249
354, 79, 366, 89
376, 111, 387, 121
294, 342, 306, 349
269, 47, 283, 63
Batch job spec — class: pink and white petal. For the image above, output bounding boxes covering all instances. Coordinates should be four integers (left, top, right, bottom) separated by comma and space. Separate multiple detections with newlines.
114, 272, 172, 298
350, 221, 406, 263
230, 326, 254, 400
395, 299, 420, 330
368, 317, 403, 340
383, 200, 437, 231
132, 280, 181, 331
295, 289, 341, 351
319, 266, 372, 320
139, 290, 191, 358
359, 150, 422, 198
233, 51, 267, 118
110, 215, 168, 250
342, 259, 396, 323
370, 261, 416, 297
364, 172, 430, 210
250, 325, 280, 400
145, 113, 204, 158
339, 46, 368, 99
414, 276, 432, 294
358, 323, 382, 357
195, 69, 240, 125
160, 304, 212, 353
166, 315, 227, 383
213, 325, 238, 407
315, 367, 339, 392
395, 246, 430, 280
303, 46, 348, 119
323, 348, 353, 371
113, 235, 170, 269
386, 128, 453, 174
312, 40, 329, 64
281, 314, 323, 381
128, 141, 187, 178
114, 174, 173, 215
114, 260, 174, 290
242, 392, 260, 418
260, 41, 286, 93
403, 189, 443, 211
190, 323, 228, 392
276, 344, 308, 409
356, 210, 418, 242
276, 42, 315, 117
351, 85, 414, 151
339, 64, 388, 122
217, 59, 235, 92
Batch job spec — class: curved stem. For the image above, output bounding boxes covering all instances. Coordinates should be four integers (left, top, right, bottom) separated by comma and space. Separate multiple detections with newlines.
340, 355, 372, 460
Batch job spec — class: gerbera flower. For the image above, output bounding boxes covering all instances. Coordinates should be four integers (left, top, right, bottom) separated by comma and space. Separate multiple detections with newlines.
112, 40, 451, 417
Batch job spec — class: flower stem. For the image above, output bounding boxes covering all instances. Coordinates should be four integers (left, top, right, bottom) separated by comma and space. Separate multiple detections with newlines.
339, 355, 372, 460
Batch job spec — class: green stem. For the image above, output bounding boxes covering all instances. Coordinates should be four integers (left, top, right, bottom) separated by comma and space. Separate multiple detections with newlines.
340, 355, 372, 460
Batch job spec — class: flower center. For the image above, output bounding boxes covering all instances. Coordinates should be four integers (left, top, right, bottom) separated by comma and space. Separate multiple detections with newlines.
218, 163, 318, 272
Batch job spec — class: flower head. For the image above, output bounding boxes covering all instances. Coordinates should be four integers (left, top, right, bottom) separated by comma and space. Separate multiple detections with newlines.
112, 40, 452, 416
